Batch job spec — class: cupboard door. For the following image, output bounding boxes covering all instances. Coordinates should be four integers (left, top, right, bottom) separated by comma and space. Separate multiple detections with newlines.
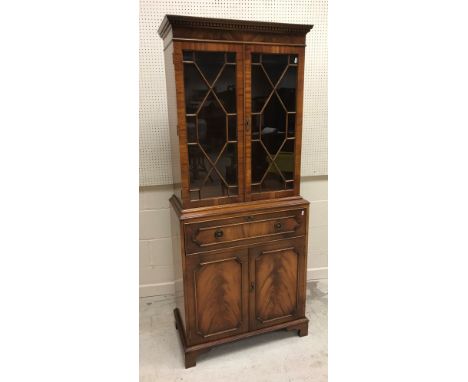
245, 45, 305, 201
175, 42, 244, 207
185, 248, 249, 345
249, 239, 306, 330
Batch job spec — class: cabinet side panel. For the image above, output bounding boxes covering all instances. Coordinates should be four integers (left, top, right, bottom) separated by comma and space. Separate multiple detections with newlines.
170, 205, 185, 328
164, 42, 182, 200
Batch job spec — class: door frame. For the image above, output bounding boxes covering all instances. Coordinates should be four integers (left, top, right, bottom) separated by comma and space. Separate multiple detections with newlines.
185, 247, 249, 345
173, 41, 245, 208
243, 44, 305, 202
248, 238, 306, 330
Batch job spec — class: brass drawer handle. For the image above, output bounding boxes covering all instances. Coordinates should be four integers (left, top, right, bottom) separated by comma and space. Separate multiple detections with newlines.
214, 229, 224, 239
274, 222, 282, 230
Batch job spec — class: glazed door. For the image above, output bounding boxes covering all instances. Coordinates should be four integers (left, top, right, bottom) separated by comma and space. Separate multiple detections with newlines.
175, 42, 245, 207
249, 239, 306, 330
245, 45, 305, 201
185, 248, 249, 345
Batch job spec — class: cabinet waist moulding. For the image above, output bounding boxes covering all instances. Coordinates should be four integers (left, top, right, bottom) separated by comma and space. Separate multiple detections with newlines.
158, 14, 313, 368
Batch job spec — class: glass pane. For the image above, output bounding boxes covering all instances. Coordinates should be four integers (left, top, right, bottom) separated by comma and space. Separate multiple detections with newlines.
251, 184, 261, 193
183, 50, 239, 200
262, 54, 288, 85
226, 52, 236, 63
194, 51, 225, 85
251, 65, 272, 112
251, 141, 270, 183
262, 93, 286, 156
189, 190, 200, 201
183, 64, 208, 114
198, 92, 226, 162
200, 170, 226, 199
289, 54, 298, 64
277, 66, 297, 112
287, 114, 296, 137
251, 52, 296, 193
252, 53, 260, 63
228, 186, 238, 196
216, 143, 237, 186
213, 65, 236, 113
183, 50, 194, 61
228, 115, 237, 141
252, 114, 261, 139
275, 139, 295, 180
188, 145, 211, 190
186, 116, 197, 143
261, 163, 284, 191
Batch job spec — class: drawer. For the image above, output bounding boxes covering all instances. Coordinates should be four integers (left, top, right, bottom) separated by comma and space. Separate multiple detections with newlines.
184, 208, 307, 254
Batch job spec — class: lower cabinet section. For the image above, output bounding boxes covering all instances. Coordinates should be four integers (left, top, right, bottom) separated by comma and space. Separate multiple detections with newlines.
184, 238, 306, 345
171, 197, 310, 368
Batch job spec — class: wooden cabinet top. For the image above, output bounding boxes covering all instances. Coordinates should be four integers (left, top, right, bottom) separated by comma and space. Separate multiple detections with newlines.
158, 15, 313, 46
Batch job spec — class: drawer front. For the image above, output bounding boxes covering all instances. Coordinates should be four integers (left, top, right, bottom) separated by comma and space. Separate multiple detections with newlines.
184, 208, 307, 254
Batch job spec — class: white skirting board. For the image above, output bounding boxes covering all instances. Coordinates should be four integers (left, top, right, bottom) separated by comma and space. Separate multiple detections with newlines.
139, 267, 328, 298
139, 281, 175, 298
307, 267, 328, 281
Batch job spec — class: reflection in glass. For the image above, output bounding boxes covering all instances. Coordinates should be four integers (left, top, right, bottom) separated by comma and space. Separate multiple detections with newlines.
228, 186, 238, 196
198, 93, 226, 162
183, 51, 194, 61
216, 143, 237, 186
190, 190, 200, 200
262, 94, 286, 155
252, 114, 261, 138
194, 51, 225, 84
251, 66, 272, 112
226, 52, 236, 63
228, 115, 237, 141
186, 116, 197, 143
183, 64, 208, 114
262, 54, 288, 85
287, 113, 296, 137
188, 145, 211, 191
262, 164, 283, 192
289, 54, 298, 64
214, 65, 236, 113
276, 139, 295, 180
277, 66, 297, 111
251, 141, 269, 183
200, 171, 225, 199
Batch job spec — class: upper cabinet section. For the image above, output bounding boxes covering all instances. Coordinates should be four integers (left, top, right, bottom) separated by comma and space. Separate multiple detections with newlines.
159, 16, 312, 209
